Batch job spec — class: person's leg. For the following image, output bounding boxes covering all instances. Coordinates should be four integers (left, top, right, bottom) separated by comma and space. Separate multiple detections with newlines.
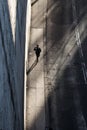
36, 55, 38, 62
36, 54, 40, 62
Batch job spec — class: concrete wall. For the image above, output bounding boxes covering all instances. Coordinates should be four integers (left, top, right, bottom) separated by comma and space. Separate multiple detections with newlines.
26, 0, 87, 130
44, 0, 87, 130
0, 0, 31, 130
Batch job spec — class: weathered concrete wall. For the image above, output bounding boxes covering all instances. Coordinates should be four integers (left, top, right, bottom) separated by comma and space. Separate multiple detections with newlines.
0, 0, 31, 130
44, 0, 87, 130
26, 0, 87, 130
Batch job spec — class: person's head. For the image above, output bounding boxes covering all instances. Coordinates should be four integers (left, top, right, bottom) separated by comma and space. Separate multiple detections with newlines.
36, 44, 39, 47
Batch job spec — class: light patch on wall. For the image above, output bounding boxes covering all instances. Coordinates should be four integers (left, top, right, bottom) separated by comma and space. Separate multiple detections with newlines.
7, 0, 17, 42
24, 0, 31, 129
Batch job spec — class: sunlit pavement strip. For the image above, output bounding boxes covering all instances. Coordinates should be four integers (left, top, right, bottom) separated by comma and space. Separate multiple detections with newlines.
26, 0, 46, 130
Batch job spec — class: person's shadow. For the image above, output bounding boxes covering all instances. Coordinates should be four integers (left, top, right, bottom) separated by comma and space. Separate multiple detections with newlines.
31, 0, 39, 6
26, 59, 38, 75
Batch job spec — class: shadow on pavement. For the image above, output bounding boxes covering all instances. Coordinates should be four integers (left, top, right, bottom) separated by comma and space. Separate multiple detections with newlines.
27, 59, 38, 75
31, 0, 39, 6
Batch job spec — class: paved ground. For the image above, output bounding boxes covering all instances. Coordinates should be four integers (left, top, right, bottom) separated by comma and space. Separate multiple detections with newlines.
26, 0, 87, 130
26, 0, 46, 130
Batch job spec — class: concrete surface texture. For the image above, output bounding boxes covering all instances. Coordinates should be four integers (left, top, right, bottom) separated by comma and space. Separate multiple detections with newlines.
26, 0, 87, 130
0, 0, 31, 130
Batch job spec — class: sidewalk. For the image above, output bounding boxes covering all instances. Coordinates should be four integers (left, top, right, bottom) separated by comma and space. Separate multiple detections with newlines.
26, 0, 47, 130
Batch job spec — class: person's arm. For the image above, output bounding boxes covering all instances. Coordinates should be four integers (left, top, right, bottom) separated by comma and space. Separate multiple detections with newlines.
39, 48, 41, 52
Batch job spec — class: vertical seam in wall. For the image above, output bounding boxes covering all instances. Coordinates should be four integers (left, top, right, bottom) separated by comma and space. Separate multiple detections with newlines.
24, 0, 31, 129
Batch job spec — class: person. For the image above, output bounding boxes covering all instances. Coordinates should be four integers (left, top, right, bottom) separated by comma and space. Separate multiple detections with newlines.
34, 45, 41, 62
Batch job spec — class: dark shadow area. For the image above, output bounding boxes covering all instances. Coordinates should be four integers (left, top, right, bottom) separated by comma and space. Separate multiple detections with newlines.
75, 0, 87, 20
53, 49, 87, 130
15, 0, 28, 129
27, 59, 38, 75
76, 37, 87, 127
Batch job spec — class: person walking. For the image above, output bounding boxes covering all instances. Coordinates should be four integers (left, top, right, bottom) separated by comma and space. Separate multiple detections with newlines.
34, 45, 41, 62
